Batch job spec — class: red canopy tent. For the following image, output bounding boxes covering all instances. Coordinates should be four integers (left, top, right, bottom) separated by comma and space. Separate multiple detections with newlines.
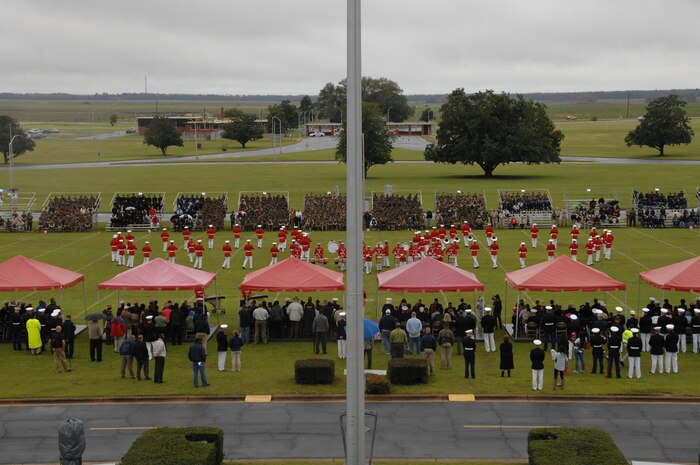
375, 257, 485, 318
0, 255, 86, 309
98, 258, 217, 291
504, 256, 626, 338
638, 256, 700, 306
240, 257, 345, 292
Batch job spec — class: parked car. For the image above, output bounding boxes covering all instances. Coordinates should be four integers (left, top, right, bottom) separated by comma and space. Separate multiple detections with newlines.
126, 127, 137, 134
309, 131, 325, 137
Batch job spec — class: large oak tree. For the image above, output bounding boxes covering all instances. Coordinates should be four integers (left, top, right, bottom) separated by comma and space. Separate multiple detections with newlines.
143, 116, 184, 156
222, 114, 263, 148
424, 89, 563, 177
0, 115, 35, 164
625, 95, 694, 156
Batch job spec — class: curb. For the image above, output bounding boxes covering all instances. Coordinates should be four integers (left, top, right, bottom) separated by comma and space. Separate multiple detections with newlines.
2, 393, 700, 406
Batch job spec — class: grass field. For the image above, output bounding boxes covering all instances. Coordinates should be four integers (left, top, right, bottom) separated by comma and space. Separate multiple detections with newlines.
0, 225, 699, 399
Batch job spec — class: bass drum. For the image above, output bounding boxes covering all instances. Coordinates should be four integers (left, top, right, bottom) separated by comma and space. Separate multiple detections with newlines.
327, 240, 339, 253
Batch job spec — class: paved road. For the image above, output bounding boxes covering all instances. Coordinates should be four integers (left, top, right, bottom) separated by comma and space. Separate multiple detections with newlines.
1, 399, 698, 464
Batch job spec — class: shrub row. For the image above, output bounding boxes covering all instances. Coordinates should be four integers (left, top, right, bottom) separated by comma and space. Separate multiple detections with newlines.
387, 358, 428, 385
528, 427, 627, 465
365, 373, 391, 394
294, 358, 335, 384
120, 427, 224, 465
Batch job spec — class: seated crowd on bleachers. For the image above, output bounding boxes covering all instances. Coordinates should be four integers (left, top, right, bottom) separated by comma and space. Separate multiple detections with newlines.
634, 190, 687, 210
110, 194, 164, 228
170, 195, 227, 231
500, 191, 552, 214
0, 211, 33, 232
569, 197, 621, 228
369, 194, 424, 230
38, 195, 98, 232
435, 193, 487, 228
301, 194, 346, 231
233, 194, 290, 231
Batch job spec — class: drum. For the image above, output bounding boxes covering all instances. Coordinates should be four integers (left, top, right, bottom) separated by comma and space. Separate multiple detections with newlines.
328, 241, 339, 253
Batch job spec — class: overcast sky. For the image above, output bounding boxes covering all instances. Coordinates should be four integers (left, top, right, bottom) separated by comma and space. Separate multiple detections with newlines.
3, 0, 698, 96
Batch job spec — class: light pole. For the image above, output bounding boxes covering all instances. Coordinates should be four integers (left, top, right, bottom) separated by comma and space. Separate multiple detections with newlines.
8, 131, 23, 191
271, 116, 281, 162
386, 106, 392, 123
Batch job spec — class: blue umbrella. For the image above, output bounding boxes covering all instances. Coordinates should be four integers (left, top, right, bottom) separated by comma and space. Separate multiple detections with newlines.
363, 318, 380, 339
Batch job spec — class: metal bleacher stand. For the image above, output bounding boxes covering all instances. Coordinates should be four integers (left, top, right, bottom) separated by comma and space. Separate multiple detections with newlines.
0, 191, 36, 232
633, 187, 691, 228
564, 188, 626, 229
498, 188, 554, 227
105, 192, 165, 232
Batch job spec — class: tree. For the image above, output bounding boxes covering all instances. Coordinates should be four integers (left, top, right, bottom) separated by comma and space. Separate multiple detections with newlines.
267, 100, 298, 132
0, 115, 36, 165
315, 82, 345, 123
109, 114, 118, 126
336, 102, 394, 177
222, 114, 263, 148
419, 107, 435, 122
625, 95, 694, 156
424, 89, 563, 177
299, 95, 313, 114
224, 107, 246, 119
361, 77, 413, 122
143, 116, 183, 156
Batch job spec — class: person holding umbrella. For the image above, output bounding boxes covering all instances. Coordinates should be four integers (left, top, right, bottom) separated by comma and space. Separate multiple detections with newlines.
363, 317, 380, 367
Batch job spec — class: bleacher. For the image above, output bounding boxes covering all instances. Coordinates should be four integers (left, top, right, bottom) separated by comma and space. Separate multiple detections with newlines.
106, 192, 164, 232
172, 192, 228, 231
39, 192, 100, 232
0, 191, 36, 232
633, 188, 695, 228
370, 190, 423, 230
564, 189, 626, 228
498, 189, 554, 227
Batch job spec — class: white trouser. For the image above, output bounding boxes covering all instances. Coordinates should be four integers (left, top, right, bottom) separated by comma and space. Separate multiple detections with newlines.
234, 238, 240, 248
483, 333, 495, 352
376, 260, 383, 271
552, 238, 557, 247
127, 255, 134, 268
189, 252, 194, 262
487, 237, 493, 246
519, 258, 526, 268
641, 333, 651, 352
464, 236, 470, 246
143, 257, 150, 264
693, 333, 699, 353
243, 256, 253, 268
163, 243, 168, 252
605, 247, 611, 260
490, 255, 498, 268
620, 343, 628, 362
628, 356, 641, 378
472, 256, 479, 268
664, 352, 678, 373
340, 261, 346, 270
384, 256, 390, 267
302, 250, 310, 261
257, 238, 263, 248
111, 251, 117, 262
678, 334, 687, 353
118, 254, 125, 265
650, 354, 664, 373
218, 351, 227, 371
279, 242, 286, 252
595, 250, 601, 262
184, 240, 189, 250
364, 261, 372, 274
587, 254, 593, 265
222, 256, 230, 268
208, 239, 214, 249
337, 339, 347, 359
168, 256, 176, 263
571, 255, 577, 262
194, 256, 202, 269
547, 255, 553, 261
452, 257, 459, 267
532, 369, 543, 390
270, 257, 278, 266
531, 238, 537, 248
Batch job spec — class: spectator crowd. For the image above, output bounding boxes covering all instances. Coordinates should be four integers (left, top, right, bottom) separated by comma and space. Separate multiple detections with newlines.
236, 194, 290, 231
301, 194, 346, 231
435, 193, 487, 228
500, 191, 552, 213
110, 194, 163, 228
38, 195, 99, 232
634, 190, 687, 209
370, 194, 423, 230
171, 194, 227, 231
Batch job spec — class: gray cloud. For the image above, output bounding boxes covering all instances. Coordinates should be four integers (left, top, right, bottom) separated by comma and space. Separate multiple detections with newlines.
2, 0, 698, 95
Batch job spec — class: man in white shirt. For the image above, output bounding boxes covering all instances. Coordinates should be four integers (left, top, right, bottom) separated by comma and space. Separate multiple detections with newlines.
252, 304, 269, 344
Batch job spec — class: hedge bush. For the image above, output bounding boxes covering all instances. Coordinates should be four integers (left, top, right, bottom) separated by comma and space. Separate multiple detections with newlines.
294, 358, 335, 384
365, 373, 391, 394
120, 427, 224, 465
528, 427, 627, 465
387, 358, 428, 385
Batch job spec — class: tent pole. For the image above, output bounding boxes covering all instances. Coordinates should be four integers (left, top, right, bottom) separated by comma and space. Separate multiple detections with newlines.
516, 291, 520, 340
375, 288, 380, 320
82, 281, 87, 316
624, 290, 628, 312
637, 278, 640, 310
60, 289, 63, 308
